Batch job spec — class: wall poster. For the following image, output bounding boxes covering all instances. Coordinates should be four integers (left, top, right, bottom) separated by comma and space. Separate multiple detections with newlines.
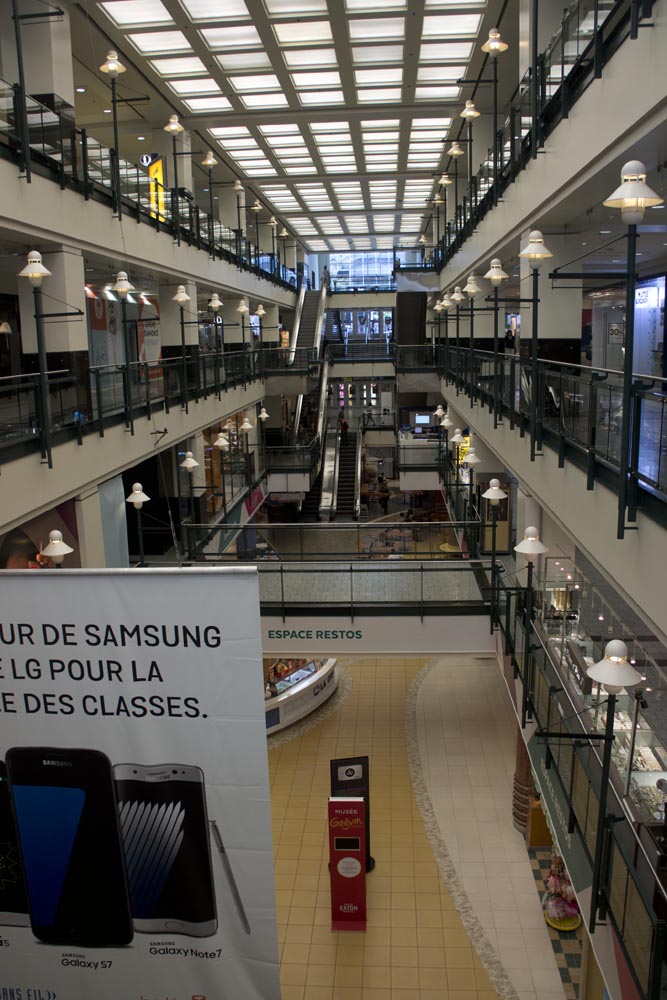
0, 567, 280, 1000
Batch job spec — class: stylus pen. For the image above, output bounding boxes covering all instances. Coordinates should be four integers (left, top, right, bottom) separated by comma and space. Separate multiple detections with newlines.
210, 820, 251, 935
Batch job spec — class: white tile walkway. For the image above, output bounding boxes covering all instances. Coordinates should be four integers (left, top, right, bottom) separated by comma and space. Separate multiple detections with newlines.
413, 655, 566, 1000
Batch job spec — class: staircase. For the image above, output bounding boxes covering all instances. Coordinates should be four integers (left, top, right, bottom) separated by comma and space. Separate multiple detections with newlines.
297, 290, 321, 350
335, 432, 357, 520
300, 470, 323, 522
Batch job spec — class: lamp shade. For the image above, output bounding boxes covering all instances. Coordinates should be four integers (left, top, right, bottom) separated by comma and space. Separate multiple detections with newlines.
440, 412, 453, 429
603, 160, 664, 224
434, 404, 445, 418
514, 525, 548, 558
258, 406, 269, 421
463, 273, 482, 298
484, 258, 509, 285
180, 451, 199, 472
126, 483, 150, 509
240, 417, 253, 433
208, 292, 222, 312
433, 300, 444, 313
519, 230, 553, 268
465, 447, 481, 465
450, 428, 464, 445
18, 250, 51, 287
279, 226, 289, 238
419, 234, 427, 244
460, 100, 480, 120
268, 216, 278, 227
433, 193, 443, 205
439, 172, 453, 186
112, 270, 134, 299
233, 179, 243, 193
451, 286, 464, 303
482, 478, 507, 502
237, 298, 249, 314
448, 142, 464, 157
587, 640, 642, 695
481, 28, 509, 55
164, 114, 184, 134
42, 530, 74, 564
250, 199, 262, 212
100, 49, 126, 76
441, 292, 453, 310
255, 304, 266, 317
201, 150, 218, 167
213, 432, 229, 451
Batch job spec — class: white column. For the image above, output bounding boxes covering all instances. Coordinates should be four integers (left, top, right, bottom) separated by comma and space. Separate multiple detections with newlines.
519, 232, 582, 352
158, 281, 198, 347
17, 245, 87, 354
74, 487, 107, 568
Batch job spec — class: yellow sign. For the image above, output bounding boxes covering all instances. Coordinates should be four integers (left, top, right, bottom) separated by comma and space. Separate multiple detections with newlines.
148, 157, 165, 221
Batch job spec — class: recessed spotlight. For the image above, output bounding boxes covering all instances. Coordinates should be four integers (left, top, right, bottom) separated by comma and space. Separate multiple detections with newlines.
598, 613, 604, 621
581, 241, 587, 246
103, 108, 112, 114
599, 229, 611, 234
612, 259, 620, 263
636, 252, 643, 256
137, 135, 146, 141
76, 86, 86, 94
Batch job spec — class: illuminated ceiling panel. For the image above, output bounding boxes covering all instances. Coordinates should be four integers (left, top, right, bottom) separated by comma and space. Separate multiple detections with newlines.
181, 0, 250, 17
95, 0, 488, 246
200, 25, 263, 48
98, 1, 172, 27
127, 31, 191, 54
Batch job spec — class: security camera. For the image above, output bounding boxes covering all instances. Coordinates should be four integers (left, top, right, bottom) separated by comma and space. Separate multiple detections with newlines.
656, 778, 667, 794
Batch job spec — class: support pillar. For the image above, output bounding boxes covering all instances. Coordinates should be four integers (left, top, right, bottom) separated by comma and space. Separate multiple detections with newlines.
17, 245, 89, 405
512, 724, 535, 834
518, 232, 582, 363
74, 487, 107, 568
158, 280, 199, 400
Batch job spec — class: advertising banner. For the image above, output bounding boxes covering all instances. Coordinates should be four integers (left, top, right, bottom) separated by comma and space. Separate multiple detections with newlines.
0, 567, 280, 1000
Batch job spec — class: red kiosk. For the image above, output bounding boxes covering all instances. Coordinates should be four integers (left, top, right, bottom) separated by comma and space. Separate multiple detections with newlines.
328, 797, 367, 931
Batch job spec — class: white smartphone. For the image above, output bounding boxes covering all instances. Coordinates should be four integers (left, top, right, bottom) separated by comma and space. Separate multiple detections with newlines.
113, 763, 217, 938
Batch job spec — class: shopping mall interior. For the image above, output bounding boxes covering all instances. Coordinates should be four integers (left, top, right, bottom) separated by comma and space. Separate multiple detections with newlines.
1, 0, 667, 997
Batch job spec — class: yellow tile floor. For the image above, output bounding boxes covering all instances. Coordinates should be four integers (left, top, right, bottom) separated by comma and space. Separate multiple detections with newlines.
268, 657, 501, 1000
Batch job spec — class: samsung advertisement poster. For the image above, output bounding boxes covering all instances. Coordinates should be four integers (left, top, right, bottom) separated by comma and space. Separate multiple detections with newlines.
0, 568, 280, 999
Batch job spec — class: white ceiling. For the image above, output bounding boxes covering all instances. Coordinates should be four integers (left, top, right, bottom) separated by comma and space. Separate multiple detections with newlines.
70, 0, 513, 253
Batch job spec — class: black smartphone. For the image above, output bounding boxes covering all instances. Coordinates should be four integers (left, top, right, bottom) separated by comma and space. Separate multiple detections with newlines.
114, 763, 217, 937
6, 746, 133, 946
0, 762, 28, 927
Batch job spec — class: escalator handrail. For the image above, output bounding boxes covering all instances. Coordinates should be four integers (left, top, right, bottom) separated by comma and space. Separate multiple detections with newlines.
319, 424, 340, 522
287, 282, 307, 365
353, 416, 363, 522
312, 282, 328, 355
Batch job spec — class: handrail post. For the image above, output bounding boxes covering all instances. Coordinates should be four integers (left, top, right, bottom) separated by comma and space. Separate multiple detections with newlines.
93, 371, 105, 438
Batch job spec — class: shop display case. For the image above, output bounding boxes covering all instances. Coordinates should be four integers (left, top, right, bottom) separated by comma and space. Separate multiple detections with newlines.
263, 658, 338, 735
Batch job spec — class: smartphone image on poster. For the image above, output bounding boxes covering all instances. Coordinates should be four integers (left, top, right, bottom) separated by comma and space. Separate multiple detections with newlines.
0, 762, 28, 927
5, 746, 133, 946
114, 763, 217, 937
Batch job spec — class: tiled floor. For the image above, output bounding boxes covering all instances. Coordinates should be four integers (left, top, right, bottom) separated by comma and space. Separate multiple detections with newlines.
528, 850, 582, 1000
268, 655, 576, 1000
268, 657, 500, 1000
414, 656, 567, 1000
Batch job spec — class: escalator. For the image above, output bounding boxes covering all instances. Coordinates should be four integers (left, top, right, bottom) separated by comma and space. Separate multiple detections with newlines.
300, 469, 324, 522
296, 290, 321, 350
292, 284, 328, 444
335, 431, 357, 520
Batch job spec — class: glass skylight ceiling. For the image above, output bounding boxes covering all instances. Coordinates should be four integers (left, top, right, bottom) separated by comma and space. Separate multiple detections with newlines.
95, 0, 487, 250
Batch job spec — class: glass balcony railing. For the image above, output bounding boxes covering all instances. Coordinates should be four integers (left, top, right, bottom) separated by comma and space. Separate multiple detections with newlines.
399, 0, 653, 270
443, 345, 667, 500
496, 565, 667, 1000
0, 77, 301, 293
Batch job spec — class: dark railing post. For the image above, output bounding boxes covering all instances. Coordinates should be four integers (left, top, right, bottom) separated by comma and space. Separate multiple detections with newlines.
11, 0, 32, 183
628, 388, 643, 522
93, 371, 104, 437
617, 225, 637, 539
530, 0, 539, 160
509, 356, 516, 430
